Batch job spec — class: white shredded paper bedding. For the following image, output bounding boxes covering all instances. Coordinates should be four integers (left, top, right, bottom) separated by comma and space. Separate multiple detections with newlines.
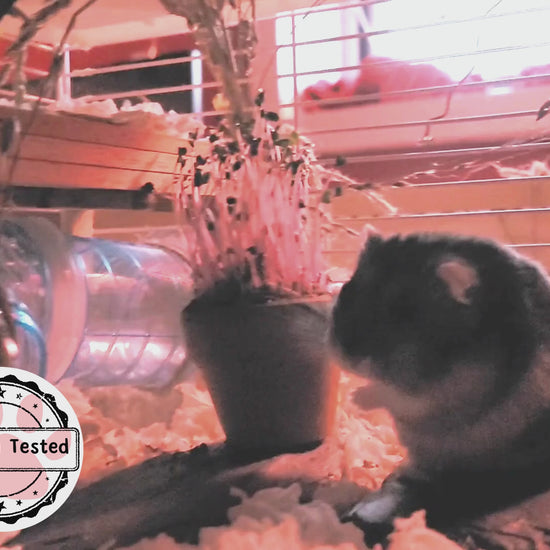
43, 369, 460, 549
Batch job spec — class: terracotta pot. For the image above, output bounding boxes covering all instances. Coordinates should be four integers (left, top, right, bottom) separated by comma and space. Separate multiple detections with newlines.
181, 296, 339, 456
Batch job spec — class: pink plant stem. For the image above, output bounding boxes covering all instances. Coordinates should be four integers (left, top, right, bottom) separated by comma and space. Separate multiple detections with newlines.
191, 187, 220, 287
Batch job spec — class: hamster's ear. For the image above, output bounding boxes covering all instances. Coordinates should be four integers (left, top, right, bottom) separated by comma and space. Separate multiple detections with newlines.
436, 258, 479, 304
361, 227, 384, 252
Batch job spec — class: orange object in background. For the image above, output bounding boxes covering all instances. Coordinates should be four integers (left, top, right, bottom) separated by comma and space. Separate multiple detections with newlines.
301, 55, 485, 111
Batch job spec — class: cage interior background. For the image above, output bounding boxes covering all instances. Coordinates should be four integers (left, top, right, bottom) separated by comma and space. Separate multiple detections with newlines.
2, 0, 550, 549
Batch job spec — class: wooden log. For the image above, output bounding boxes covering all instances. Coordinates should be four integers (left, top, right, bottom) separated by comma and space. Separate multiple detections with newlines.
6, 438, 550, 549
7, 441, 353, 550
449, 488, 550, 549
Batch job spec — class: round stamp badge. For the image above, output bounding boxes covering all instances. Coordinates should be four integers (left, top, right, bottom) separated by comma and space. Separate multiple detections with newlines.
0, 367, 82, 530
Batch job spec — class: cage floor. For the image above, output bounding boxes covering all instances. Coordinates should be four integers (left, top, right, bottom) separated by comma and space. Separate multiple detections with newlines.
0, 370, 548, 550
7, 440, 550, 550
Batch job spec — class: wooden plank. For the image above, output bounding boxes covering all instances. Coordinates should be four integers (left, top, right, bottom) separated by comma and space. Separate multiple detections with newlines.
10, 159, 175, 191
327, 209, 550, 248
93, 209, 177, 230
331, 177, 550, 218
330, 189, 393, 218
9, 185, 160, 210
380, 177, 550, 215
323, 250, 360, 272
0, 105, 191, 155
324, 244, 550, 275
13, 135, 178, 174
326, 177, 550, 275
515, 245, 550, 271
0, 105, 207, 192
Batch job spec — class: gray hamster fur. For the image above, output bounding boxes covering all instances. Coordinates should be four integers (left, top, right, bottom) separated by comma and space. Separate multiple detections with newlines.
331, 232, 550, 542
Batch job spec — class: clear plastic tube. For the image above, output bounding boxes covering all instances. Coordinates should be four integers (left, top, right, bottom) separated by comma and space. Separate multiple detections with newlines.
11, 302, 47, 378
0, 218, 194, 387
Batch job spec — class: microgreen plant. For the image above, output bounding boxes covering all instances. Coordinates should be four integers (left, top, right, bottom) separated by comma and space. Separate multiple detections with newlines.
173, 93, 394, 300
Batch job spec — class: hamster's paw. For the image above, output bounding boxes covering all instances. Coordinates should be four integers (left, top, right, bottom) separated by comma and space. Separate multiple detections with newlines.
343, 476, 426, 546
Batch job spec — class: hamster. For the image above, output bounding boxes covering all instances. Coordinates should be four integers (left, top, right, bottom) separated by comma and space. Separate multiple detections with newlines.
331, 233, 550, 542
